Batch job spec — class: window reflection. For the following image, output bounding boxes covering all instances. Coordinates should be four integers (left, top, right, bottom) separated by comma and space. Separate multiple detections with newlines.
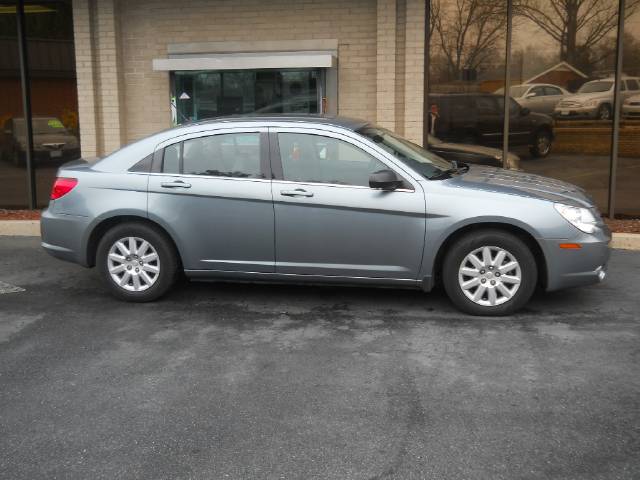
173, 69, 320, 123
509, 0, 623, 214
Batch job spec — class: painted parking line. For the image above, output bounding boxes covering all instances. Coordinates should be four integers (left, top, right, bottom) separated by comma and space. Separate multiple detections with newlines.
0, 281, 25, 294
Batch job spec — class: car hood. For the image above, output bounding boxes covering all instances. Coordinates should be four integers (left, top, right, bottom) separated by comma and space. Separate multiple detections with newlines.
446, 165, 594, 207
432, 142, 503, 159
564, 92, 611, 102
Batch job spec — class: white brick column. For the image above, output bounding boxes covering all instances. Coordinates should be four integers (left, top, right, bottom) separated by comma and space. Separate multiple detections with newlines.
72, 0, 98, 158
72, 0, 125, 158
403, 0, 425, 144
376, 0, 397, 131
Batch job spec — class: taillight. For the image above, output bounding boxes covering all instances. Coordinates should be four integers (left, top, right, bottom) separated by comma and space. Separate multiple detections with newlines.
50, 177, 78, 200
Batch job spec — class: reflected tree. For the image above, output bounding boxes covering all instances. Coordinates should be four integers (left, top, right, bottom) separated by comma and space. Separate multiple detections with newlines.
513, 0, 640, 73
430, 0, 508, 82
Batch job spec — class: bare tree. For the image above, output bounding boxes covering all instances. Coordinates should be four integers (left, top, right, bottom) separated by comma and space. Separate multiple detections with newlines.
430, 0, 508, 81
513, 0, 640, 71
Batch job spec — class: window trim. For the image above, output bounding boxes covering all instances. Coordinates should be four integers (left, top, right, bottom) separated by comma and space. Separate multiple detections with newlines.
268, 127, 416, 192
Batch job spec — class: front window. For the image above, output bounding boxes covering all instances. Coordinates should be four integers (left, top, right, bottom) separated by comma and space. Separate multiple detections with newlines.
358, 127, 452, 179
578, 81, 613, 93
277, 133, 388, 187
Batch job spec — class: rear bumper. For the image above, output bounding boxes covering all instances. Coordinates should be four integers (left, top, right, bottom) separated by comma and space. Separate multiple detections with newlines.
540, 227, 611, 291
40, 207, 91, 266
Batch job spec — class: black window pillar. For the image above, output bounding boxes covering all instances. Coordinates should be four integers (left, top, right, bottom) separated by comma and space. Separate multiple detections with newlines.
608, 0, 626, 219
16, 0, 37, 209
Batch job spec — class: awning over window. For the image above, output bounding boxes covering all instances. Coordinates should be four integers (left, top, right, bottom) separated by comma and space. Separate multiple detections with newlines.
152, 51, 336, 72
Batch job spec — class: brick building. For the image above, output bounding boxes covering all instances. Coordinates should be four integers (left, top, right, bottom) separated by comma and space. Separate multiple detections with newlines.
73, 0, 426, 159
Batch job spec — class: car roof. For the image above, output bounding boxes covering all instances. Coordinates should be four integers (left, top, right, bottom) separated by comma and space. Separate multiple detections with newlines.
182, 114, 370, 132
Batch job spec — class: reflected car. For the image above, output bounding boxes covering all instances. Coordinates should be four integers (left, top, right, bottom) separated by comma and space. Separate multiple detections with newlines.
427, 134, 519, 168
622, 94, 640, 119
495, 84, 569, 115
0, 117, 80, 167
41, 115, 610, 316
429, 93, 554, 157
554, 77, 640, 120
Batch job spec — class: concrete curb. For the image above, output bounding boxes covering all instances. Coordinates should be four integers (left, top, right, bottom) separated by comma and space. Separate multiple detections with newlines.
1, 220, 639, 250
0, 220, 40, 237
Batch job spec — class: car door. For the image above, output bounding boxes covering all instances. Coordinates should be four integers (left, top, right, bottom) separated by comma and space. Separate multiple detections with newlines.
543, 86, 564, 114
474, 96, 503, 146
523, 86, 547, 113
147, 128, 275, 272
269, 127, 426, 280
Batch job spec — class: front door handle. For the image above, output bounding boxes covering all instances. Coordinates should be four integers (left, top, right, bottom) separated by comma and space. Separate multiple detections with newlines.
161, 180, 191, 189
280, 189, 314, 198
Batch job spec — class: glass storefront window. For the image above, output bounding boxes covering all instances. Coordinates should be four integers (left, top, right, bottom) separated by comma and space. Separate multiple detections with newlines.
173, 68, 321, 124
616, 6, 640, 217
509, 0, 621, 214
0, 1, 27, 208
426, 1, 510, 168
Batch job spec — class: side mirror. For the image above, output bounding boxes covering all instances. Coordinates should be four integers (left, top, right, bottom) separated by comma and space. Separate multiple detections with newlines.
520, 107, 531, 116
525, 92, 537, 98
369, 169, 403, 191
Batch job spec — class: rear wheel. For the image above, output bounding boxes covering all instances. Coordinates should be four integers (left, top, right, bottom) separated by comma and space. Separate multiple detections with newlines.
96, 222, 179, 302
442, 230, 538, 316
529, 129, 552, 158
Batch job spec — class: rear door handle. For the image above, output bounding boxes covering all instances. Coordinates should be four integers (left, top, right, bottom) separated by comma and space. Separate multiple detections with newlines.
280, 189, 314, 197
161, 180, 191, 189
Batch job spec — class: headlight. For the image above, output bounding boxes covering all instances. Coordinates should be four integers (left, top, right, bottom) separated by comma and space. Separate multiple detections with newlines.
584, 99, 598, 107
554, 203, 598, 234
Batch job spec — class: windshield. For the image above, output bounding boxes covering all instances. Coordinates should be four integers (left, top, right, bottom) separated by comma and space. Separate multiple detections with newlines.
358, 126, 452, 179
578, 81, 613, 93
13, 118, 68, 135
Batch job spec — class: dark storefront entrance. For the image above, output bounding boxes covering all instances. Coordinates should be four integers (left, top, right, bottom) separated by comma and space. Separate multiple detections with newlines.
172, 68, 322, 124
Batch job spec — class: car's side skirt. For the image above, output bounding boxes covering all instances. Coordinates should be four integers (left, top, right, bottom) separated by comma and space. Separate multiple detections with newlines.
184, 269, 421, 289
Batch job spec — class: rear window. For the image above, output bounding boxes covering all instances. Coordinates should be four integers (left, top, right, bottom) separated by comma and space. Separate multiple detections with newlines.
160, 133, 262, 178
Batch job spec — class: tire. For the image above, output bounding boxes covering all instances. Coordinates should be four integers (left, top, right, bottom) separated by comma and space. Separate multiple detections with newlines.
96, 222, 179, 302
529, 129, 552, 158
442, 229, 538, 316
596, 104, 612, 120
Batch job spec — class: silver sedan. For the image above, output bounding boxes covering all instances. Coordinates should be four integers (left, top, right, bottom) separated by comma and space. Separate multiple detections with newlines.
41, 116, 610, 316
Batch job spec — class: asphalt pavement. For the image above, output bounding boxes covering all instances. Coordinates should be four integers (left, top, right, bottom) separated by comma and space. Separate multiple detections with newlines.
1, 237, 639, 479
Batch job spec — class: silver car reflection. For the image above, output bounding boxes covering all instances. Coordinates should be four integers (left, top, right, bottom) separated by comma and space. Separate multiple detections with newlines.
41, 116, 610, 316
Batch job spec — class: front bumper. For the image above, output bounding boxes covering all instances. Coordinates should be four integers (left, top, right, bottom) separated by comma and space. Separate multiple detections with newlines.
40, 207, 91, 266
622, 104, 640, 118
539, 226, 611, 291
553, 105, 599, 119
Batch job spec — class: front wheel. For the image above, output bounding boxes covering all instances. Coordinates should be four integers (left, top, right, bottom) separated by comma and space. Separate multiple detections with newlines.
96, 222, 179, 302
596, 104, 612, 120
442, 230, 538, 316
529, 130, 552, 158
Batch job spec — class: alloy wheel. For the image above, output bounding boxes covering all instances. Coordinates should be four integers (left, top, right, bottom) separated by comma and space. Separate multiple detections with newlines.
537, 133, 551, 155
107, 237, 161, 292
458, 246, 522, 307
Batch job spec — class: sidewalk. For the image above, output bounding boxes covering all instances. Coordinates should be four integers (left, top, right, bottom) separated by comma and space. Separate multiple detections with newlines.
2, 219, 639, 250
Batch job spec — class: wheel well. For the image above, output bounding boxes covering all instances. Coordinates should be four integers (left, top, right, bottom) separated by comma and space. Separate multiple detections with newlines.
432, 222, 547, 289
86, 216, 182, 268
534, 124, 554, 140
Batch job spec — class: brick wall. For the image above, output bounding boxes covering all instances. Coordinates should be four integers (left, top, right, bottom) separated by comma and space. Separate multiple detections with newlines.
119, 0, 378, 146
554, 120, 640, 158
73, 0, 429, 156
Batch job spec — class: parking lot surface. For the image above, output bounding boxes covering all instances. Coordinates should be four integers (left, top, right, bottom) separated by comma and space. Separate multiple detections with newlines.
1, 237, 639, 479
